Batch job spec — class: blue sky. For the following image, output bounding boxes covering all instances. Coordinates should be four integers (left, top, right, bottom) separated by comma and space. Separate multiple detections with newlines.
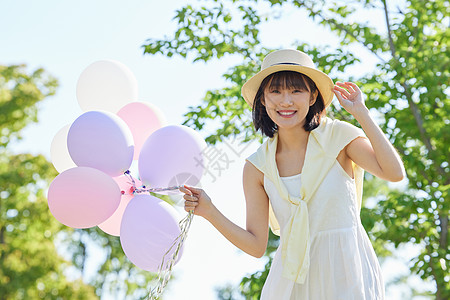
1, 0, 427, 299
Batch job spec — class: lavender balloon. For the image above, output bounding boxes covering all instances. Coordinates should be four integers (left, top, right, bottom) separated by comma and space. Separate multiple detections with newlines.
138, 125, 207, 193
68, 111, 134, 177
120, 195, 182, 272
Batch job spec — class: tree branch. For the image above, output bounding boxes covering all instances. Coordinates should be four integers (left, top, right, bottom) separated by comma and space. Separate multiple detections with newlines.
0, 197, 3, 246
401, 83, 449, 184
382, 0, 396, 57
439, 213, 448, 250
426, 243, 445, 300
381, 0, 448, 184
0, 226, 4, 245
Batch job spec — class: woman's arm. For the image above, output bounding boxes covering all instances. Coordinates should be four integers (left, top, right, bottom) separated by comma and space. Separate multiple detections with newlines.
334, 82, 405, 182
180, 161, 270, 258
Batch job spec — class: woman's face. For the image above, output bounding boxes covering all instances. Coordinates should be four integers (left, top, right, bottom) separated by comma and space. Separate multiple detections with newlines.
263, 85, 316, 130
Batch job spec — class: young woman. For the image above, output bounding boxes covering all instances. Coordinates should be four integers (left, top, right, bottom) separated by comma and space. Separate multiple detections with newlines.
180, 49, 404, 299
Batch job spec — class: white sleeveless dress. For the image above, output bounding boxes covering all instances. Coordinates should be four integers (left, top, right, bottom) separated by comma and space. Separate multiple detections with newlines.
261, 160, 385, 300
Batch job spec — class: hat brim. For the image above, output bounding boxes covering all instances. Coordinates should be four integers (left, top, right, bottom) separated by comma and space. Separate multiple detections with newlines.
241, 65, 334, 109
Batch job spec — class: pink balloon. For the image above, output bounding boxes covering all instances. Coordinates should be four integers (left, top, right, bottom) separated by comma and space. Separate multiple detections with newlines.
117, 102, 166, 160
98, 175, 141, 236
120, 195, 182, 272
138, 125, 207, 194
47, 167, 121, 229
67, 111, 134, 177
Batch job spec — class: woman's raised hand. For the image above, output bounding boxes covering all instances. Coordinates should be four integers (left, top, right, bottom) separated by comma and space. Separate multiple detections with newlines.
179, 185, 214, 218
333, 82, 369, 117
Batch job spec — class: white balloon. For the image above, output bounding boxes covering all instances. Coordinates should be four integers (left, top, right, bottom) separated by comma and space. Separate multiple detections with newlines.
76, 60, 138, 113
50, 124, 77, 173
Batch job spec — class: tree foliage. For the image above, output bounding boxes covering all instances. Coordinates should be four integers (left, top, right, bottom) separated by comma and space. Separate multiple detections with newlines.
143, 0, 449, 299
0, 65, 97, 299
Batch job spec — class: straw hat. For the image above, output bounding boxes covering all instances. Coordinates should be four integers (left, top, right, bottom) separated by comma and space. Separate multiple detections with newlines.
241, 49, 334, 108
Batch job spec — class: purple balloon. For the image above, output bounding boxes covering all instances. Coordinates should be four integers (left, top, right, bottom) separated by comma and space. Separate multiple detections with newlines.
68, 111, 134, 177
138, 125, 207, 193
47, 167, 121, 228
120, 195, 182, 272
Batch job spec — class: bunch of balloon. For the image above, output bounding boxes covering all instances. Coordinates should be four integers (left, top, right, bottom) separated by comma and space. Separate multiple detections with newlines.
48, 60, 207, 290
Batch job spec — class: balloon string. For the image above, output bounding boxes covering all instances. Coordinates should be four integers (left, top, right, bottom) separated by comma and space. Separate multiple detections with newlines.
122, 171, 194, 299
146, 211, 194, 300
123, 170, 182, 193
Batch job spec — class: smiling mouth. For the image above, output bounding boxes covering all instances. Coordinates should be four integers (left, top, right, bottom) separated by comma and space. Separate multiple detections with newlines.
277, 111, 297, 118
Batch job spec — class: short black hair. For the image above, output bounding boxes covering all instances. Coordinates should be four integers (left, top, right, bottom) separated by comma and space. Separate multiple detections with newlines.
252, 71, 325, 138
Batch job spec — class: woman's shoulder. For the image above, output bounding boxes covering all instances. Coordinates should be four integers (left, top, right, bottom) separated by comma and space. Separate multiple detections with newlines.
318, 116, 361, 131
312, 117, 366, 157
244, 158, 264, 178
243, 160, 265, 190
315, 117, 365, 139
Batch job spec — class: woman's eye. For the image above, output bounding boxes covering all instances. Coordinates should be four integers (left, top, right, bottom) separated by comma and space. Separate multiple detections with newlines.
293, 89, 303, 93
270, 89, 280, 94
